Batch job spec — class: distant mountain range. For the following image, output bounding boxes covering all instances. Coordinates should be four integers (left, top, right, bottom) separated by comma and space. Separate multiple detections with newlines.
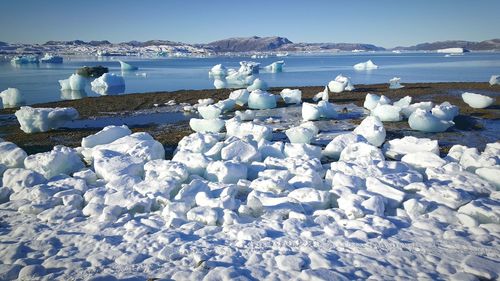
1, 36, 499, 55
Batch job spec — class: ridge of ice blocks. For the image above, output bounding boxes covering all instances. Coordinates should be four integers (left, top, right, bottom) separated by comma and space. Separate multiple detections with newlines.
285, 123, 318, 144
371, 104, 402, 122
280, 88, 302, 104
0, 140, 27, 168
489, 75, 499, 85
246, 78, 268, 91
353, 59, 378, 70
323, 133, 367, 160
118, 60, 138, 71
209, 64, 227, 78
15, 106, 79, 133
247, 90, 277, 109
90, 73, 125, 93
0, 88, 24, 108
353, 116, 386, 147
24, 145, 84, 179
461, 92, 495, 109
59, 74, 86, 91
383, 136, 439, 160
228, 89, 249, 106
189, 118, 225, 133
264, 60, 284, 73
81, 125, 132, 148
431, 102, 459, 121
197, 105, 222, 119
409, 108, 454, 132
389, 77, 404, 89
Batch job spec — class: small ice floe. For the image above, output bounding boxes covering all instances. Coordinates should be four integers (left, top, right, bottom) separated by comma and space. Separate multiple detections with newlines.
248, 90, 277, 110
40, 53, 63, 64
91, 73, 125, 95
461, 92, 495, 109
15, 106, 79, 133
264, 60, 284, 73
136, 72, 147, 77
59, 74, 87, 91
280, 88, 302, 104
246, 78, 268, 91
353, 60, 378, 70
489, 75, 499, 86
389, 77, 404, 89
408, 108, 454, 132
118, 60, 138, 71
0, 88, 24, 108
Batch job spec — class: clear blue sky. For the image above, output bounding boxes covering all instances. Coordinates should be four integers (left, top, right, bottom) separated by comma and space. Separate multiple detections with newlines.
0, 0, 499, 48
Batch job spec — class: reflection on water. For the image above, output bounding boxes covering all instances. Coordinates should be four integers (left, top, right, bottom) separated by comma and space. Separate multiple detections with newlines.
60, 89, 88, 100
91, 85, 126, 96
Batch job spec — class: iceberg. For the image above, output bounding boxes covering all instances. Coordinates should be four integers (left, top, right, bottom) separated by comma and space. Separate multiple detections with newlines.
408, 108, 454, 132
353, 116, 386, 147
431, 102, 459, 121
264, 61, 285, 73
247, 90, 277, 109
489, 75, 499, 86
239, 61, 260, 75
228, 89, 250, 106
40, 54, 63, 64
353, 60, 378, 70
10, 55, 39, 64
209, 64, 227, 78
280, 88, 302, 104
436, 47, 467, 54
118, 60, 138, 71
247, 78, 269, 91
0, 88, 24, 108
59, 74, 87, 91
372, 104, 402, 122
389, 77, 404, 89
461, 92, 495, 109
15, 106, 79, 133
90, 73, 125, 95
189, 118, 225, 133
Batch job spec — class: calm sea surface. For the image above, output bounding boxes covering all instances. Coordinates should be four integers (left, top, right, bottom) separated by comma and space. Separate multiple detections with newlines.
1, 52, 499, 105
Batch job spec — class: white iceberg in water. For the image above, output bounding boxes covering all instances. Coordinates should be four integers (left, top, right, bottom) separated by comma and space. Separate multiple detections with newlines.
15, 106, 79, 133
389, 77, 404, 89
408, 108, 454, 132
489, 75, 499, 86
91, 73, 125, 95
353, 60, 378, 70
11, 55, 39, 64
372, 104, 402, 122
461, 92, 495, 109
431, 102, 459, 121
247, 78, 268, 91
280, 88, 302, 104
436, 47, 467, 54
239, 61, 260, 75
40, 54, 63, 63
264, 61, 284, 73
118, 60, 138, 71
0, 88, 24, 108
248, 90, 277, 109
59, 74, 87, 91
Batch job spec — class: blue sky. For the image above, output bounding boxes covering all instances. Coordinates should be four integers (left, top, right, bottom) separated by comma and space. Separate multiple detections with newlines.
0, 0, 499, 47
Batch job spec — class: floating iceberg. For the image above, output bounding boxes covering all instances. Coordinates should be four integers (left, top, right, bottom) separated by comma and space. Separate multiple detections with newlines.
15, 106, 79, 133
0, 88, 24, 108
10, 55, 39, 64
280, 88, 302, 104
189, 118, 225, 133
228, 89, 250, 106
40, 54, 63, 64
247, 90, 277, 109
353, 60, 378, 70
461, 92, 495, 109
264, 61, 284, 73
59, 74, 87, 91
209, 64, 227, 78
118, 60, 138, 71
408, 108, 454, 132
431, 102, 459, 121
353, 116, 386, 147
91, 73, 125, 95
436, 47, 467, 54
247, 78, 269, 91
389, 77, 404, 89
489, 75, 499, 86
372, 104, 402, 122
239, 61, 260, 75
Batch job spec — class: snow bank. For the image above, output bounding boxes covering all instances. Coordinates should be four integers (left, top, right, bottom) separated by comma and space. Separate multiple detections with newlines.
264, 60, 284, 73
461, 92, 495, 109
0, 88, 24, 108
353, 60, 378, 70
15, 106, 79, 133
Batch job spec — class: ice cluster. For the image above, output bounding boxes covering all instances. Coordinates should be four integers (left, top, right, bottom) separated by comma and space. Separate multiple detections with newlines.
0, 88, 24, 108
15, 106, 79, 133
210, 61, 260, 89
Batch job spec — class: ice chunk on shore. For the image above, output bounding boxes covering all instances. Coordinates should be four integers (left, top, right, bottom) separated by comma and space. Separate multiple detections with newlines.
383, 136, 439, 160
59, 74, 86, 91
285, 124, 318, 144
15, 106, 79, 133
90, 73, 125, 94
189, 118, 225, 133
247, 78, 269, 91
431, 102, 459, 121
353, 60, 378, 70
353, 116, 386, 147
0, 141, 27, 168
226, 119, 272, 141
475, 167, 500, 188
302, 102, 321, 121
323, 133, 367, 160
318, 101, 338, 119
401, 152, 446, 173
313, 86, 329, 102
389, 77, 404, 89
24, 146, 84, 179
247, 90, 276, 109
489, 75, 499, 86
118, 60, 138, 71
363, 94, 381, 110
228, 89, 249, 106
400, 101, 434, 118
280, 88, 302, 104
197, 105, 222, 119
339, 142, 385, 166
371, 104, 402, 122
461, 92, 495, 109
81, 125, 131, 148
409, 108, 454, 132
0, 88, 24, 108
334, 74, 355, 91
2, 168, 46, 193
264, 60, 284, 73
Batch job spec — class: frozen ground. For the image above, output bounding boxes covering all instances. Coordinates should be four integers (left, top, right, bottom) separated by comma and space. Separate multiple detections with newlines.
0, 90, 499, 280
